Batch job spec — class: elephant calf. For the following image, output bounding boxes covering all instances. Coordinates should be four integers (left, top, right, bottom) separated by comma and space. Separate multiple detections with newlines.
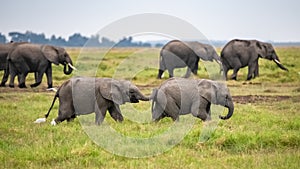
221, 39, 288, 80
150, 78, 234, 122
36, 77, 149, 125
8, 43, 75, 88
157, 40, 222, 78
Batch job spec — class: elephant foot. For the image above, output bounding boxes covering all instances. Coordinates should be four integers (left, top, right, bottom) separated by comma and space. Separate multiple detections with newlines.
0, 83, 6, 87
230, 76, 237, 81
67, 114, 76, 122
67, 118, 75, 122
19, 83, 27, 88
47, 84, 53, 89
157, 70, 164, 79
30, 82, 41, 88
246, 76, 253, 81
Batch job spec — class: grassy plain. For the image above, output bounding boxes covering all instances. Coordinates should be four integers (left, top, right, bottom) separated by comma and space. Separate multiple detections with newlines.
0, 46, 299, 168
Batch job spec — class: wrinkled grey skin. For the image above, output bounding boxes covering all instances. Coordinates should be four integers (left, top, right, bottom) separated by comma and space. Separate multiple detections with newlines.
151, 78, 234, 122
221, 39, 288, 80
0, 41, 27, 86
157, 40, 222, 78
8, 43, 74, 88
44, 77, 150, 125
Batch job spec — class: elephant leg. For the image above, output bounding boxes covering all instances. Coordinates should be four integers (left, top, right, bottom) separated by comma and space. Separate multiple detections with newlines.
66, 114, 76, 122
191, 97, 211, 121
34, 72, 38, 83
31, 64, 48, 88
254, 62, 259, 78
0, 68, 9, 87
8, 74, 16, 88
167, 68, 174, 78
18, 72, 28, 88
108, 104, 124, 122
30, 73, 43, 88
164, 99, 180, 121
230, 66, 240, 80
95, 103, 108, 125
157, 69, 164, 79
8, 63, 17, 88
192, 61, 199, 75
247, 60, 258, 80
230, 60, 242, 80
183, 67, 192, 78
222, 66, 229, 80
45, 64, 53, 88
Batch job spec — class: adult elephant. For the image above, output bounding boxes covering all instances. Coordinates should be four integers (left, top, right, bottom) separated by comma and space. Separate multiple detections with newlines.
8, 43, 76, 88
35, 77, 150, 125
0, 41, 27, 86
150, 78, 234, 122
157, 40, 222, 79
220, 39, 288, 80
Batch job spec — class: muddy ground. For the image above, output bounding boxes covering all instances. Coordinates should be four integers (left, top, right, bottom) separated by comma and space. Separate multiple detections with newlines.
232, 95, 295, 104
1, 85, 299, 105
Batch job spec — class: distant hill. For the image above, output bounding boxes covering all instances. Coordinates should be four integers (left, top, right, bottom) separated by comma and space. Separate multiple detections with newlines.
1, 31, 300, 47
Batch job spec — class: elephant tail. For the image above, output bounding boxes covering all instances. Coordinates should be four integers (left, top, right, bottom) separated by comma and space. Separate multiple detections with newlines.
34, 90, 59, 124
44, 90, 59, 118
159, 50, 167, 71
150, 88, 158, 113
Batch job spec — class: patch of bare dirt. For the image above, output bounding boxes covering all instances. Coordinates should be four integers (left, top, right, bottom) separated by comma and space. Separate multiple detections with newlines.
0, 84, 54, 94
233, 95, 292, 104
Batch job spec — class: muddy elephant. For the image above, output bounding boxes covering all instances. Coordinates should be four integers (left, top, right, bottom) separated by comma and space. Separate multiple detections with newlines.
221, 39, 288, 80
35, 77, 150, 125
150, 78, 234, 122
8, 43, 76, 88
157, 40, 222, 78
0, 41, 27, 86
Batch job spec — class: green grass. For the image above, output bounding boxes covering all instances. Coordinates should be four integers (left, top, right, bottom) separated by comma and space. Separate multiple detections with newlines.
0, 46, 300, 168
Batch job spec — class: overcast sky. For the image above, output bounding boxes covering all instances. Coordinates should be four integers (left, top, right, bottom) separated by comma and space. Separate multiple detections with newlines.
1, 0, 300, 42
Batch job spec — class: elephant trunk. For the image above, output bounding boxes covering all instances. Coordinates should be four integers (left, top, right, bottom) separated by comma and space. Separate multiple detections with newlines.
63, 62, 77, 75
137, 90, 150, 101
212, 52, 221, 63
219, 100, 234, 120
273, 59, 288, 71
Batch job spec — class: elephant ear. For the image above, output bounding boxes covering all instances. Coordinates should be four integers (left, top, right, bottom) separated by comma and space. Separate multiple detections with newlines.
198, 79, 217, 103
41, 45, 60, 65
99, 79, 124, 105
187, 42, 208, 60
255, 41, 267, 58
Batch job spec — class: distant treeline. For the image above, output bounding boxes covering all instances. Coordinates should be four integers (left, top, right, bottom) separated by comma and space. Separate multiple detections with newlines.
1, 31, 299, 47
0, 31, 152, 47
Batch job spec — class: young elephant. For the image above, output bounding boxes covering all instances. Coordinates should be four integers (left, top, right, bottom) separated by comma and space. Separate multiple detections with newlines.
221, 39, 288, 80
36, 77, 149, 125
157, 40, 222, 78
8, 43, 75, 88
150, 78, 234, 122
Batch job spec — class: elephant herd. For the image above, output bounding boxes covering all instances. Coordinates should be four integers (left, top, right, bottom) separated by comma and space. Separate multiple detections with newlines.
158, 39, 288, 80
0, 39, 289, 125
